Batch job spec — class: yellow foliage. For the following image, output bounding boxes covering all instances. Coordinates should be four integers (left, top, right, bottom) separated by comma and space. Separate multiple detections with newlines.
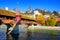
36, 13, 45, 25
46, 15, 57, 26
36, 13, 44, 19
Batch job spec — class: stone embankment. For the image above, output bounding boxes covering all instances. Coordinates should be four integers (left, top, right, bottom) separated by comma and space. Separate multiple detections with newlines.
28, 26, 60, 31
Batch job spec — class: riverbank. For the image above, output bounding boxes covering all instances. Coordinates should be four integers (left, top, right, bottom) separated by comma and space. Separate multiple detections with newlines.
28, 26, 60, 34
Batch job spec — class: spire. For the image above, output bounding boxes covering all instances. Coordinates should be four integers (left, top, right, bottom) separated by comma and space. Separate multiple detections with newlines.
16, 2, 20, 15
16, 2, 21, 23
27, 6, 31, 13
16, 9, 21, 23
16, 11, 20, 15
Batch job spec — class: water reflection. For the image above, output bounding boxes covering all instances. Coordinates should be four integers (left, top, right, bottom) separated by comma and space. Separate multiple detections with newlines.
1, 24, 60, 40
7, 34, 19, 40
6, 32, 60, 40
7, 33, 28, 40
0, 31, 60, 40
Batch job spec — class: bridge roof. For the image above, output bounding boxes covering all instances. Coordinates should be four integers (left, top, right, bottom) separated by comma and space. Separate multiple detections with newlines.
0, 9, 36, 21
56, 18, 60, 22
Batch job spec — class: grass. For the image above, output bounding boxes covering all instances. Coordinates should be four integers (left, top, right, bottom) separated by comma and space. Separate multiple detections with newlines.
28, 29, 60, 35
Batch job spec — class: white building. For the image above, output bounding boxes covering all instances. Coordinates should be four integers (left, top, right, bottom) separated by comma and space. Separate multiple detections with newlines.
5, 6, 8, 10
34, 10, 40, 18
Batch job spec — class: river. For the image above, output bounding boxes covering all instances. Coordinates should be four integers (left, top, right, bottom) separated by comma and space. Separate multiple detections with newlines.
0, 24, 60, 40
0, 31, 59, 40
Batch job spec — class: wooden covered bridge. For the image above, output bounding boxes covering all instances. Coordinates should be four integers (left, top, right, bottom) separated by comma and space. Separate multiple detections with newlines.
0, 9, 40, 25
0, 9, 60, 26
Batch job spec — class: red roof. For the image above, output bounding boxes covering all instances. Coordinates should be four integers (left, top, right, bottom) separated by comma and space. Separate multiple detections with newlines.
56, 18, 60, 22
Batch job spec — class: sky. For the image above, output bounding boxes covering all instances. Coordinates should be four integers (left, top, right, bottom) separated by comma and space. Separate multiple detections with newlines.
0, 0, 60, 12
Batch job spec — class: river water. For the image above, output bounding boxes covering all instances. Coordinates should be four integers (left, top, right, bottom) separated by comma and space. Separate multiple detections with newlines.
0, 32, 60, 40
0, 24, 60, 40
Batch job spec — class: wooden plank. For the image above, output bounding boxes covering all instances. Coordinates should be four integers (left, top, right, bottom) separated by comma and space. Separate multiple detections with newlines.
7, 22, 17, 35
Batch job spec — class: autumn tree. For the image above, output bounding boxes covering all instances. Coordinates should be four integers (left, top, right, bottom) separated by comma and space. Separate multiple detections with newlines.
45, 14, 57, 26
36, 13, 45, 25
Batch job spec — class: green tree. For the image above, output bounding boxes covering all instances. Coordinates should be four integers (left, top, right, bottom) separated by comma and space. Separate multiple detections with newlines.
53, 10, 58, 16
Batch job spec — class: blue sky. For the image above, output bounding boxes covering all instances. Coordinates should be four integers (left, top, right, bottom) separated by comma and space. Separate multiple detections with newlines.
0, 0, 60, 12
